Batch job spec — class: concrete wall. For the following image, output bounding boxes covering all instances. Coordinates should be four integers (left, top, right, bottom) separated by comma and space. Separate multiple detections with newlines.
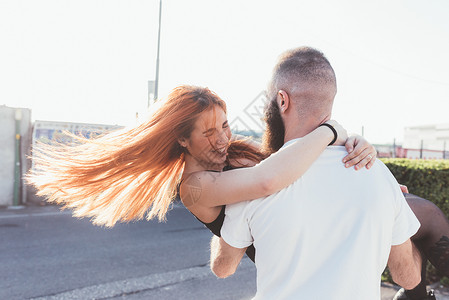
0, 105, 32, 206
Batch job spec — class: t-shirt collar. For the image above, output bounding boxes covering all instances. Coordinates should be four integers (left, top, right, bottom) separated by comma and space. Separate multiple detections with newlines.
281, 137, 303, 150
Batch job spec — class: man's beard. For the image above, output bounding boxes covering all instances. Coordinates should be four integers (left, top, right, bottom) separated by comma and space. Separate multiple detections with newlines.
262, 98, 285, 154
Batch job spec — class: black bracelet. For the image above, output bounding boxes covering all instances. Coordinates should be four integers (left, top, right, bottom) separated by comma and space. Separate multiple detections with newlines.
319, 123, 337, 146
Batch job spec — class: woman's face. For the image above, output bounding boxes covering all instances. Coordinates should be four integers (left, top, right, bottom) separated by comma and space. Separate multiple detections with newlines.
180, 106, 231, 169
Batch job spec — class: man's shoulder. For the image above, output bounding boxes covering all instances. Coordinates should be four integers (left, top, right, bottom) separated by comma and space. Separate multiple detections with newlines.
321, 146, 349, 163
225, 200, 253, 215
225, 197, 266, 219
226, 200, 251, 210
323, 147, 392, 174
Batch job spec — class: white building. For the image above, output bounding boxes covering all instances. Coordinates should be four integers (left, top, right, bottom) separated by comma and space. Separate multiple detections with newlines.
33, 120, 122, 146
402, 123, 449, 159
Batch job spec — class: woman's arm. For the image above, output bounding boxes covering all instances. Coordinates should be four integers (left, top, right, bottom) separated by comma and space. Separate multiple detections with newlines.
181, 122, 346, 208
233, 133, 377, 170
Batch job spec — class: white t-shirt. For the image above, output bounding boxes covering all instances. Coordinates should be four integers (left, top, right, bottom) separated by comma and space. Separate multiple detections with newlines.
221, 142, 420, 300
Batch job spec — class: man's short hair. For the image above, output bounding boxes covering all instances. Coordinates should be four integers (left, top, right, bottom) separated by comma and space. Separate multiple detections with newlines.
267, 46, 336, 100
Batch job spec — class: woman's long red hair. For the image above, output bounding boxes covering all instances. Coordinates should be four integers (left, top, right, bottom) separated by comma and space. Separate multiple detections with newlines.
27, 86, 265, 226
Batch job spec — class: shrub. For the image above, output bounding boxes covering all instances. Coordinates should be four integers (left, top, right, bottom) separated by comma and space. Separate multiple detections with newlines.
381, 159, 449, 218
380, 159, 449, 286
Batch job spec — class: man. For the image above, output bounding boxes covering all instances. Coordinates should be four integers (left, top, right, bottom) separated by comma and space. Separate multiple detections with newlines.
209, 47, 422, 299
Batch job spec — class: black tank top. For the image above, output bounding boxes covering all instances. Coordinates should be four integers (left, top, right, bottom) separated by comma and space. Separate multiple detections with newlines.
180, 166, 256, 262
195, 205, 256, 262
193, 205, 225, 237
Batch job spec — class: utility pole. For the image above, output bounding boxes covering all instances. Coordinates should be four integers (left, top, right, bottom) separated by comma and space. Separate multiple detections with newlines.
443, 141, 446, 159
420, 140, 424, 159
393, 138, 396, 158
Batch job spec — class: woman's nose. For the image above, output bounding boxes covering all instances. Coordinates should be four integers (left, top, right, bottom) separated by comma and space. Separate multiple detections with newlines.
216, 130, 229, 145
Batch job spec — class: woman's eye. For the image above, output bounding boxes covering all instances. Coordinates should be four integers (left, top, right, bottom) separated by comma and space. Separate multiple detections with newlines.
203, 129, 215, 137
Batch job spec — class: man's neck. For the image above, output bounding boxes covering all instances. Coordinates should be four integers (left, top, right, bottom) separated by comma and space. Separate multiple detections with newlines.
283, 115, 330, 144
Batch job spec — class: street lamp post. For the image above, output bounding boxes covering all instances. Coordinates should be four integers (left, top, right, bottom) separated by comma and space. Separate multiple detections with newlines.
147, 80, 155, 108
154, 0, 162, 102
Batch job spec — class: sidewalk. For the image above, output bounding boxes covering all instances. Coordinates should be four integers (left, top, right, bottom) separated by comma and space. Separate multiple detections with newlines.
0, 203, 69, 218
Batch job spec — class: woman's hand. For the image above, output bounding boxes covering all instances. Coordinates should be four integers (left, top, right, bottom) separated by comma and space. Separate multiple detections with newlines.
342, 135, 377, 170
325, 120, 348, 146
399, 184, 409, 194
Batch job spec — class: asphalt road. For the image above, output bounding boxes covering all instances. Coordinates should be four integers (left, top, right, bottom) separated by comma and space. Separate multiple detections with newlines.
0, 204, 256, 300
2, 204, 447, 300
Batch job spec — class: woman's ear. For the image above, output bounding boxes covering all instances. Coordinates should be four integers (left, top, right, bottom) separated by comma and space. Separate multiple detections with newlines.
276, 90, 290, 114
178, 137, 187, 148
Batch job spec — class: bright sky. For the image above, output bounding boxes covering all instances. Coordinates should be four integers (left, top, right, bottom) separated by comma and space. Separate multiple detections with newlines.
1, 0, 448, 144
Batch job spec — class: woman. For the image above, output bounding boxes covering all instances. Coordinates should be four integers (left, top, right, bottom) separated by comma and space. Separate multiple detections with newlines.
28, 85, 374, 228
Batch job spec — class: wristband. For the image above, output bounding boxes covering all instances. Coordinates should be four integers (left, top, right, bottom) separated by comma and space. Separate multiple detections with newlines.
319, 123, 338, 146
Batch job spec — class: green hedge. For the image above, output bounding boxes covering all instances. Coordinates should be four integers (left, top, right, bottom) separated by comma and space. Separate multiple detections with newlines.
381, 158, 449, 218
380, 158, 449, 286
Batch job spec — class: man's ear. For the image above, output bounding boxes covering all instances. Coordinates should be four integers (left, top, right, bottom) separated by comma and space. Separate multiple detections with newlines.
276, 90, 290, 114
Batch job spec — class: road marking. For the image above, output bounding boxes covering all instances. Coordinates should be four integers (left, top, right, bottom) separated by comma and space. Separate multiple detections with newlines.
30, 259, 254, 300
0, 210, 72, 219
0, 203, 186, 220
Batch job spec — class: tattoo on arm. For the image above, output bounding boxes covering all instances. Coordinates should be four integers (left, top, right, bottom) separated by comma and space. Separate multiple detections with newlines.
181, 175, 202, 207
